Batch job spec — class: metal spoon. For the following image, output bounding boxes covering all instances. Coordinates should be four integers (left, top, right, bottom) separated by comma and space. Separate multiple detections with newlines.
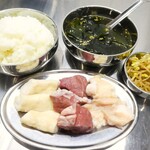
107, 0, 146, 30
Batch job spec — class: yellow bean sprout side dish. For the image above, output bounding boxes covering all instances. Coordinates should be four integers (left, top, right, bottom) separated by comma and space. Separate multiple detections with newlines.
126, 53, 150, 93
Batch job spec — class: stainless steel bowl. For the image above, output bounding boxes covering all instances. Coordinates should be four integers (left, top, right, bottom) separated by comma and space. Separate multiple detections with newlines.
62, 6, 138, 67
0, 8, 58, 76
122, 52, 150, 99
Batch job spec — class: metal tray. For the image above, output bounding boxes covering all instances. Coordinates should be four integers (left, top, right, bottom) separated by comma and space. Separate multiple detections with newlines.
0, 70, 138, 150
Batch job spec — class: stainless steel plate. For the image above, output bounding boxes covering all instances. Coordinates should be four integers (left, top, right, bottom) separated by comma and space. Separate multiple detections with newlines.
0, 70, 138, 150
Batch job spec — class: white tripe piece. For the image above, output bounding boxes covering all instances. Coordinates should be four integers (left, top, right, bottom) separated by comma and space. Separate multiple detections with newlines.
0, 16, 54, 64
14, 93, 54, 112
21, 110, 60, 134
20, 79, 59, 95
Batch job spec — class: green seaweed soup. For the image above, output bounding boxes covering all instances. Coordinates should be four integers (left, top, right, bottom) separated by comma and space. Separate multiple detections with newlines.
65, 15, 133, 55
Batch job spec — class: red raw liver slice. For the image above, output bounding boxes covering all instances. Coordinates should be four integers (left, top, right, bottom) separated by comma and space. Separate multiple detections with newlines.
59, 75, 88, 97
57, 104, 93, 134
50, 89, 91, 113
50, 93, 76, 113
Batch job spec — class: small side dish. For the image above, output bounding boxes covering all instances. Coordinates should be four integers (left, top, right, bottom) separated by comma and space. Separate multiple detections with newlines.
14, 74, 134, 135
126, 52, 150, 93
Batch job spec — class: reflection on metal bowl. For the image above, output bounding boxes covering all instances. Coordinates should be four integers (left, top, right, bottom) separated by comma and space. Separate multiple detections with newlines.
0, 8, 58, 76
66, 50, 122, 76
122, 52, 150, 99
62, 6, 138, 67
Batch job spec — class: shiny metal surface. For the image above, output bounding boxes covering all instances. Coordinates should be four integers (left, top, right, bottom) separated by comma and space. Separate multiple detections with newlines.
0, 0, 150, 150
122, 52, 150, 99
62, 6, 137, 66
0, 8, 58, 76
107, 0, 143, 29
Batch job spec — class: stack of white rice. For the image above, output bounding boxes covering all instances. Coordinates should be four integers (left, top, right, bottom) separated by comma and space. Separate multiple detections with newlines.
0, 16, 54, 65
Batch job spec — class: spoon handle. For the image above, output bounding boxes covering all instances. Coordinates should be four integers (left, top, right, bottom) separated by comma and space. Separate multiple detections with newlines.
107, 0, 143, 30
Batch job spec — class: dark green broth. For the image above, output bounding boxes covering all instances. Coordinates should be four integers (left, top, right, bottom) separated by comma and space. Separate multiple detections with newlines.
65, 15, 133, 55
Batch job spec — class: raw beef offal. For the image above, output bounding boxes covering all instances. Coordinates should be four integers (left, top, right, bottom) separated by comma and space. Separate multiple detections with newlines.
59, 75, 88, 97
57, 104, 93, 134
50, 89, 91, 113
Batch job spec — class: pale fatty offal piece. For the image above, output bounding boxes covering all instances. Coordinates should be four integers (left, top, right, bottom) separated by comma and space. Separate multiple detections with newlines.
21, 110, 59, 134
20, 79, 59, 95
92, 97, 121, 106
83, 103, 106, 130
102, 104, 134, 128
14, 93, 54, 112
86, 75, 117, 99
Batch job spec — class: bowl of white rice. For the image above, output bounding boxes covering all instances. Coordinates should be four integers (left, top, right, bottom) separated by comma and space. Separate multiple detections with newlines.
0, 8, 58, 76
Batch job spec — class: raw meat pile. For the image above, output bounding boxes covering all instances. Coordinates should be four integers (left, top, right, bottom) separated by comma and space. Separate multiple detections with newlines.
14, 75, 134, 135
